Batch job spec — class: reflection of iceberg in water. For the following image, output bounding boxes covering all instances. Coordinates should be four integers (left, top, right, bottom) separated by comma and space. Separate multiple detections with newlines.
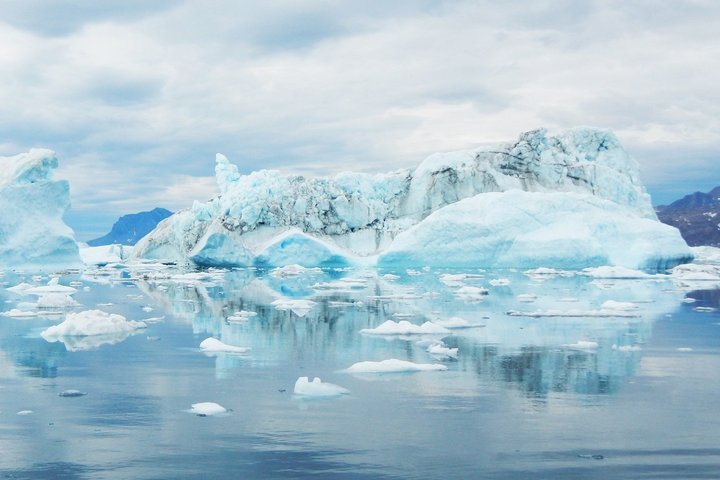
136, 265, 684, 396
42, 331, 138, 352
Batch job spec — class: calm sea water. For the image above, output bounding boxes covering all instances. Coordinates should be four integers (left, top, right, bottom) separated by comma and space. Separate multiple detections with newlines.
0, 264, 718, 479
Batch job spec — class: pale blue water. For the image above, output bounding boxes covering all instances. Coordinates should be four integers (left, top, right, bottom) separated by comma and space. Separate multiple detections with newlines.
0, 266, 718, 479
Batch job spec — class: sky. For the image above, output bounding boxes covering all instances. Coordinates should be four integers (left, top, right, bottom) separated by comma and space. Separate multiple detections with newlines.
0, 0, 718, 240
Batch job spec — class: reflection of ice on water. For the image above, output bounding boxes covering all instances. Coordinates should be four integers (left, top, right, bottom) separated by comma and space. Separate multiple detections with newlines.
132, 264, 685, 397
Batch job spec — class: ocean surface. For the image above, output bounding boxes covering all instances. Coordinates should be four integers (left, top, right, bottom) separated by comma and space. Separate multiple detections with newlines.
0, 264, 718, 479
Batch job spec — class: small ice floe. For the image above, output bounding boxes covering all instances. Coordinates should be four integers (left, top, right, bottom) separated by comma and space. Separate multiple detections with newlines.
360, 320, 450, 336
562, 340, 599, 350
581, 266, 653, 279
507, 308, 639, 318
189, 402, 228, 417
612, 344, 642, 352
270, 264, 322, 278
670, 264, 720, 281
199, 337, 249, 354
142, 316, 165, 324
42, 310, 146, 337
271, 299, 316, 317
24, 278, 77, 295
693, 306, 715, 312
382, 273, 400, 281
516, 294, 537, 303
600, 300, 639, 311
682, 298, 697, 304
16, 410, 34, 415
439, 273, 477, 287
58, 390, 87, 397
293, 377, 349, 397
454, 286, 488, 302
5, 282, 34, 295
489, 278, 510, 286
427, 342, 458, 360
406, 269, 422, 276
1, 309, 37, 317
433, 316, 483, 329
36, 294, 80, 309
524, 267, 572, 279
345, 359, 447, 373
676, 347, 694, 352
142, 306, 154, 312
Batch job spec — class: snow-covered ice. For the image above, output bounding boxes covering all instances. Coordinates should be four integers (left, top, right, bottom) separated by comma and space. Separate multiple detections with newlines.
359, 320, 450, 335
79, 244, 133, 265
345, 359, 448, 373
189, 402, 228, 416
41, 310, 146, 338
293, 377, 349, 397
271, 299, 316, 317
0, 149, 81, 269
199, 337, 249, 354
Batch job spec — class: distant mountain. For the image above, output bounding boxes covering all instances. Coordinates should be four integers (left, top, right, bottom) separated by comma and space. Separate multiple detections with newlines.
656, 187, 720, 247
88, 208, 172, 246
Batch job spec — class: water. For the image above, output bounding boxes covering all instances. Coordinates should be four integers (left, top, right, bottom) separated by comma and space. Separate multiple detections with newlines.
0, 264, 718, 479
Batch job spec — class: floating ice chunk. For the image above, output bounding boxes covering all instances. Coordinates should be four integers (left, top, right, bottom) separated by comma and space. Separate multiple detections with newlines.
676, 347, 694, 352
563, 340, 599, 350
600, 300, 639, 311
25, 278, 77, 296
16, 410, 34, 415
41, 310, 146, 338
142, 306, 154, 312
345, 359, 448, 373
507, 308, 639, 318
516, 294, 537, 303
199, 337, 249, 354
693, 306, 715, 312
612, 344, 642, 352
37, 293, 80, 309
433, 316, 483, 329
271, 299, 316, 317
582, 266, 653, 279
524, 267, 570, 278
489, 278, 510, 286
1, 309, 37, 317
427, 342, 458, 359
79, 244, 132, 265
360, 320, 450, 335
58, 390, 87, 397
382, 273, 400, 280
439, 273, 469, 287
189, 402, 227, 416
270, 264, 323, 277
5, 282, 34, 295
682, 298, 697, 303
293, 377, 349, 397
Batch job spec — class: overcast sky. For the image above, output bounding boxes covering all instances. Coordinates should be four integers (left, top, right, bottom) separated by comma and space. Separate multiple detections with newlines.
1, 0, 718, 239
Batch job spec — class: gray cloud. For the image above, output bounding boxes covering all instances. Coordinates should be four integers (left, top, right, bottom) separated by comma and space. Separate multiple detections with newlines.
0, 0, 718, 239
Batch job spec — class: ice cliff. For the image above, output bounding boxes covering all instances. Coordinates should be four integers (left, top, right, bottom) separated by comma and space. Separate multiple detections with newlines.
0, 149, 81, 269
133, 128, 691, 269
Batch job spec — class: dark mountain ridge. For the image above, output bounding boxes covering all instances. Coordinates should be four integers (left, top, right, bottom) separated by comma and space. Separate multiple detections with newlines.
656, 187, 720, 247
88, 208, 172, 246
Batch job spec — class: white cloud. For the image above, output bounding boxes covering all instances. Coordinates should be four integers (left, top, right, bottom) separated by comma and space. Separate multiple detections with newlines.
1, 0, 719, 237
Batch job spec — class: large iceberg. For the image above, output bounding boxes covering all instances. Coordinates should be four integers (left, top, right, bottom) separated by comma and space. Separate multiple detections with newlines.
134, 128, 690, 269
0, 149, 81, 269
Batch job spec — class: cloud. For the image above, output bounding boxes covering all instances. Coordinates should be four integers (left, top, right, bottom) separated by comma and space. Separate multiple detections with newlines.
1, 0, 718, 238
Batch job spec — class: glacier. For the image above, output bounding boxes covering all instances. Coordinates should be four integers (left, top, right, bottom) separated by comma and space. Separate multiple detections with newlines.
0, 149, 81, 270
134, 128, 691, 269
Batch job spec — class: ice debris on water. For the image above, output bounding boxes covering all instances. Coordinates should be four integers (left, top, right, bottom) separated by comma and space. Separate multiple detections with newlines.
360, 320, 450, 336
345, 359, 448, 373
41, 310, 146, 338
199, 337, 249, 354
293, 377, 349, 397
189, 402, 227, 416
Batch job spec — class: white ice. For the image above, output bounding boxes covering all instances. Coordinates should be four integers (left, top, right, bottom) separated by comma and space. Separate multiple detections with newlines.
345, 358, 448, 373
199, 337, 250, 354
359, 320, 450, 335
293, 377, 349, 397
41, 310, 146, 338
189, 402, 228, 416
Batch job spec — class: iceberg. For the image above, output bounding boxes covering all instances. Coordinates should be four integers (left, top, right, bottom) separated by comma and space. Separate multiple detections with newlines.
199, 337, 249, 354
0, 149, 81, 269
189, 402, 228, 416
293, 377, 349, 397
378, 191, 691, 270
134, 128, 690, 269
359, 320, 451, 335
41, 310, 146, 338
